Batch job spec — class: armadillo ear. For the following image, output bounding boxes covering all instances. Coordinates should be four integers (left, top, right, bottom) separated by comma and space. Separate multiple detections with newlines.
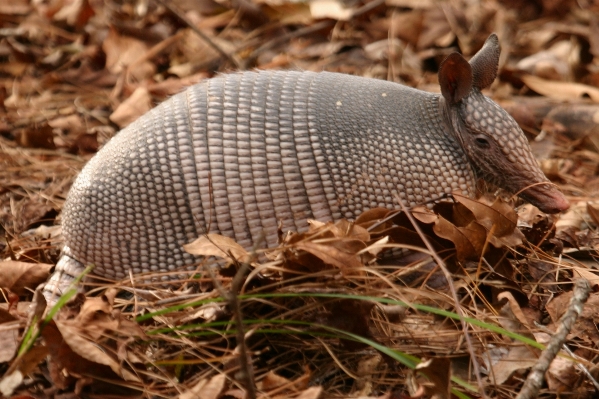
439, 52, 472, 104
469, 33, 500, 89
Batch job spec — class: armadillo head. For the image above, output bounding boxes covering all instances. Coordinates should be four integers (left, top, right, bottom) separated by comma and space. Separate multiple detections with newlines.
438, 34, 569, 214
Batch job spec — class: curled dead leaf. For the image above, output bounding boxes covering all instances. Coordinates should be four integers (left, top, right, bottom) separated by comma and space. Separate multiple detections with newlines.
433, 216, 487, 262
522, 74, 599, 102
294, 241, 364, 271
54, 320, 140, 382
184, 234, 251, 263
587, 202, 599, 226
109, 86, 153, 128
0, 310, 19, 363
179, 374, 226, 399
453, 194, 524, 247
0, 260, 53, 296
453, 193, 517, 236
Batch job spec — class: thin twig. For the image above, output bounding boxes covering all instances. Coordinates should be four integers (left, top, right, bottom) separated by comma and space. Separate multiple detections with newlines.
202, 261, 257, 399
242, 20, 334, 69
154, 0, 240, 69
228, 260, 257, 399
202, 234, 264, 399
396, 195, 488, 398
533, 321, 599, 391
516, 278, 591, 399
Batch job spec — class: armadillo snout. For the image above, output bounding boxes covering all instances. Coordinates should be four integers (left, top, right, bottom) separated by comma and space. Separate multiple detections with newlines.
520, 183, 570, 213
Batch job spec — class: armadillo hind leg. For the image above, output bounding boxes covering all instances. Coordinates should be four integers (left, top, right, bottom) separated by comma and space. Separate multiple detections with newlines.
42, 246, 86, 306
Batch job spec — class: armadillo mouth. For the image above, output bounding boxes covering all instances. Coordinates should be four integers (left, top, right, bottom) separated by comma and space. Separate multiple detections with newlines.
519, 184, 570, 214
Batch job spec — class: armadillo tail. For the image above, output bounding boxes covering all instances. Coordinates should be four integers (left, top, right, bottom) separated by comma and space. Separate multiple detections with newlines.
42, 246, 86, 306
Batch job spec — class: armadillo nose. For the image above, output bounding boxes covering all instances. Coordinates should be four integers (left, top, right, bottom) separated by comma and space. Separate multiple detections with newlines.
529, 189, 570, 214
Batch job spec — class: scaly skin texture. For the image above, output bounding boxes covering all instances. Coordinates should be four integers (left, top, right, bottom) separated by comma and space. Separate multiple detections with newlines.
43, 34, 569, 302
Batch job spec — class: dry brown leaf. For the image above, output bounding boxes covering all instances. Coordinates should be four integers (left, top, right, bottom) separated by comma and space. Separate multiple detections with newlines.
547, 355, 578, 392
179, 378, 207, 399
200, 374, 226, 399
0, 61, 28, 77
355, 207, 396, 234
517, 204, 549, 229
358, 235, 389, 257
453, 194, 517, 237
52, 0, 94, 28
375, 225, 433, 250
329, 239, 368, 257
0, 311, 19, 363
414, 357, 451, 399
258, 368, 312, 393
516, 41, 575, 81
39, 291, 148, 389
522, 74, 599, 102
264, 3, 312, 25
259, 370, 294, 391
488, 344, 539, 385
556, 201, 587, 229
74, 297, 119, 341
497, 291, 534, 330
171, 29, 222, 78
69, 293, 146, 341
102, 28, 153, 77
355, 207, 393, 224
42, 321, 110, 389
0, 260, 53, 296
572, 266, 599, 289
54, 320, 140, 382
491, 295, 542, 384
71, 131, 99, 154
295, 241, 364, 271
433, 217, 487, 261
453, 194, 524, 248
330, 219, 370, 241
109, 86, 153, 128
184, 233, 251, 263
179, 374, 226, 399
411, 205, 438, 224
541, 104, 599, 141
587, 202, 599, 226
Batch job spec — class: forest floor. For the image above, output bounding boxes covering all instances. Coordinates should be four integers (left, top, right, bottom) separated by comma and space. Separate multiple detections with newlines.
1, 0, 599, 398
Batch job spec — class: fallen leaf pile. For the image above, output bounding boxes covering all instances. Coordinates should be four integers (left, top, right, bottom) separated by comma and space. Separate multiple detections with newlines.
1, 0, 599, 398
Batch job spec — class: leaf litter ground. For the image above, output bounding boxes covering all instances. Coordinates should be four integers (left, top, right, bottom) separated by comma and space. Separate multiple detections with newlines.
3, 198, 599, 398
2, 0, 599, 398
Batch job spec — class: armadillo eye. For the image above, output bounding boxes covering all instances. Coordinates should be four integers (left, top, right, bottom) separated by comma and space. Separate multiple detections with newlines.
474, 135, 490, 148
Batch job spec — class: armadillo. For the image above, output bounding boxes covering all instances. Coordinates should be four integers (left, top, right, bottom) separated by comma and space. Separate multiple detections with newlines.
43, 34, 569, 302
